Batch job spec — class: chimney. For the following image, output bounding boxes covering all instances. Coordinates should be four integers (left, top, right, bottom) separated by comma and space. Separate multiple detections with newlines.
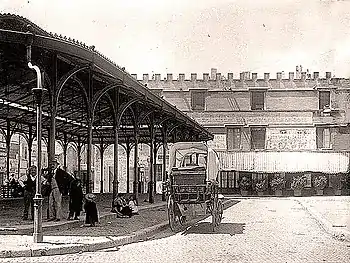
264, 73, 270, 81
167, 73, 173, 81
313, 72, 319, 80
244, 72, 250, 79
211, 68, 217, 80
227, 73, 233, 80
296, 65, 301, 79
301, 72, 307, 81
191, 73, 197, 82
276, 72, 282, 81
289, 72, 294, 81
131, 74, 137, 79
178, 73, 185, 82
252, 73, 258, 82
203, 73, 209, 81
216, 73, 221, 81
155, 74, 161, 81
143, 74, 149, 82
326, 72, 332, 79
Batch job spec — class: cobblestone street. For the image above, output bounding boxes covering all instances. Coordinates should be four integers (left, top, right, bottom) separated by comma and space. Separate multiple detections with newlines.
0, 198, 349, 263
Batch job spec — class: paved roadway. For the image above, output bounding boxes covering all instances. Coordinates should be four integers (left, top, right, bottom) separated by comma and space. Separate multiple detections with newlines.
0, 198, 349, 263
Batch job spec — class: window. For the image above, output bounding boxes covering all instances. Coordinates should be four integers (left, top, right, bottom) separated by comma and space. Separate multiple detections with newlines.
316, 127, 331, 149
227, 127, 241, 150
191, 91, 206, 110
251, 127, 266, 150
251, 91, 265, 110
319, 90, 330, 110
219, 171, 235, 188
155, 164, 162, 181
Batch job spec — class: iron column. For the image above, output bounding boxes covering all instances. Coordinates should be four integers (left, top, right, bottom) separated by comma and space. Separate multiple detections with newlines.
28, 61, 44, 243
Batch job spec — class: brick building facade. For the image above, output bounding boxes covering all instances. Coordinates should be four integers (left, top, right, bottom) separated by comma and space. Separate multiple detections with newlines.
138, 68, 350, 196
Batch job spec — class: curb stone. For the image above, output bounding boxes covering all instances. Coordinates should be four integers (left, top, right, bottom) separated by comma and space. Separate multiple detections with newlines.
296, 199, 350, 242
0, 202, 166, 235
0, 221, 169, 258
0, 198, 235, 258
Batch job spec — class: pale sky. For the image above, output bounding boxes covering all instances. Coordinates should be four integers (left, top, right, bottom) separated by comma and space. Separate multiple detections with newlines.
2, 0, 350, 78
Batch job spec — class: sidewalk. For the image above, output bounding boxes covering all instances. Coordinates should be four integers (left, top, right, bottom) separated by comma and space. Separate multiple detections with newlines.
295, 196, 350, 242
0, 194, 169, 258
1, 195, 348, 258
0, 195, 237, 258
0, 193, 164, 234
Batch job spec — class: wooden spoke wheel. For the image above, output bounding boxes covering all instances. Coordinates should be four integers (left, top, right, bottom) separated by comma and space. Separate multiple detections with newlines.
215, 199, 223, 226
167, 195, 182, 231
206, 200, 214, 214
211, 199, 216, 232
211, 198, 223, 231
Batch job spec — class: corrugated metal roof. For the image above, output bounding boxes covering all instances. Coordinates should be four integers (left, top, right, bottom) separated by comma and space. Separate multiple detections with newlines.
217, 151, 350, 174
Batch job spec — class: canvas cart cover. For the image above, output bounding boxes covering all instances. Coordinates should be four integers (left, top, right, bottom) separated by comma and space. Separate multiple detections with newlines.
168, 142, 220, 181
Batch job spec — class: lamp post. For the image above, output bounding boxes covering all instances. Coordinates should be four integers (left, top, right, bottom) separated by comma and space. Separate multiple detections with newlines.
28, 61, 44, 243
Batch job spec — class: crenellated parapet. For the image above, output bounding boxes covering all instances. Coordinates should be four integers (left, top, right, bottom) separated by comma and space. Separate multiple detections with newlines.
133, 71, 350, 91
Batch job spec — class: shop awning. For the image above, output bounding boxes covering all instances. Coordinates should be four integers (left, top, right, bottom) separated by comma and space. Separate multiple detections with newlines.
217, 151, 350, 174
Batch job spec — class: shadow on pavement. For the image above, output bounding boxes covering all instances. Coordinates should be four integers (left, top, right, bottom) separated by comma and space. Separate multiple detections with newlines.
182, 221, 246, 236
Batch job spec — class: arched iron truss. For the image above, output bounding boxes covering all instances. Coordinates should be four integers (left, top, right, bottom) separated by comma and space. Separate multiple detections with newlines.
0, 14, 213, 196
0, 14, 213, 147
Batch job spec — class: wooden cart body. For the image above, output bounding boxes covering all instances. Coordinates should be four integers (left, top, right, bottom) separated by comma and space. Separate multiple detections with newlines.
166, 142, 223, 231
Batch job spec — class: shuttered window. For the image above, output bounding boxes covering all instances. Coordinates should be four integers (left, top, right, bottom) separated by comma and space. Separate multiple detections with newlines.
251, 91, 265, 110
251, 127, 266, 150
316, 127, 331, 149
319, 91, 330, 110
191, 91, 206, 110
227, 127, 241, 150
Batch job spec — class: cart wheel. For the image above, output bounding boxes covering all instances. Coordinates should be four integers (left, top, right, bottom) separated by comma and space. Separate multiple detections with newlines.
211, 200, 217, 232
211, 199, 223, 231
167, 195, 181, 231
206, 200, 214, 214
215, 199, 223, 226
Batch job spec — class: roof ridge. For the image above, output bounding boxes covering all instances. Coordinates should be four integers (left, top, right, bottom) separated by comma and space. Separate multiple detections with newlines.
0, 13, 129, 73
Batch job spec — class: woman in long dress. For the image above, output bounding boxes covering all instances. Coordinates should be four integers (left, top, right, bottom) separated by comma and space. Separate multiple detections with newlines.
68, 179, 83, 220
84, 193, 98, 226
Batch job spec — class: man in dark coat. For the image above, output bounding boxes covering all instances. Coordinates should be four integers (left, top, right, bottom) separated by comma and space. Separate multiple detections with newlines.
67, 178, 83, 220
19, 166, 36, 220
47, 160, 74, 221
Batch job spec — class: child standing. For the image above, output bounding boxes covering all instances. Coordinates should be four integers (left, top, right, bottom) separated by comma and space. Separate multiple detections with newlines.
84, 193, 98, 226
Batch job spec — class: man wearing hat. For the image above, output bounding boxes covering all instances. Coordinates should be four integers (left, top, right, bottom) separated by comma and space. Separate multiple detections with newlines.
47, 160, 63, 221
19, 165, 36, 220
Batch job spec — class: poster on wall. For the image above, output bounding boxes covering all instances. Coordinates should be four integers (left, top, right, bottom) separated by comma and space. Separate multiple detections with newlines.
207, 134, 227, 150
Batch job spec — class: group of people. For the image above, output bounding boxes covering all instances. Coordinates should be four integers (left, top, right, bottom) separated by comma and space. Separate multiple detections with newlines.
7, 174, 23, 198
111, 193, 139, 218
20, 160, 139, 226
20, 160, 99, 226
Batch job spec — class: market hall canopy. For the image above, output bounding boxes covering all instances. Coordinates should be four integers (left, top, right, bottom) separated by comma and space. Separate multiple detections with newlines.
0, 14, 213, 145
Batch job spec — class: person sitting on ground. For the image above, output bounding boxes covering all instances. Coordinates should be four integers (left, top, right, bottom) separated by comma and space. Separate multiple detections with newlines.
128, 194, 139, 215
112, 193, 132, 218
84, 193, 98, 227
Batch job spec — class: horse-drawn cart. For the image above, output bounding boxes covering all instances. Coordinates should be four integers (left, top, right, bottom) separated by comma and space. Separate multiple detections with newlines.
165, 142, 223, 231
